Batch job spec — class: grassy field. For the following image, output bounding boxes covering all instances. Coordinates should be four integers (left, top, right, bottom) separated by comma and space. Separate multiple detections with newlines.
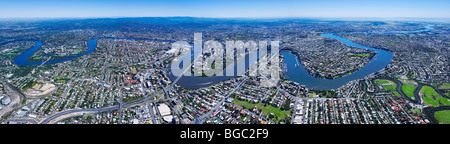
232, 99, 291, 123
71, 49, 83, 55
355, 53, 370, 57
437, 97, 450, 105
420, 86, 440, 97
393, 91, 401, 97
410, 108, 421, 115
423, 97, 439, 106
375, 79, 389, 85
419, 86, 450, 106
384, 85, 396, 91
232, 99, 257, 110
434, 110, 450, 124
402, 84, 416, 98
375, 79, 397, 91
346, 53, 371, 57
439, 83, 450, 90
259, 105, 291, 121
308, 93, 318, 98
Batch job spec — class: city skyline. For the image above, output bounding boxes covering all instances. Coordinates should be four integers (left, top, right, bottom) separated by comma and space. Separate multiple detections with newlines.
1, 0, 449, 18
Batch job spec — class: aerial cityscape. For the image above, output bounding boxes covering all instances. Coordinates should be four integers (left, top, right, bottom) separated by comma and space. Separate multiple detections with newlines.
0, 0, 449, 125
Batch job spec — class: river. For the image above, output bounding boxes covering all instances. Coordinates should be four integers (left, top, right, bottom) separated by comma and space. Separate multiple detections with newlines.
9, 25, 433, 90
282, 25, 433, 90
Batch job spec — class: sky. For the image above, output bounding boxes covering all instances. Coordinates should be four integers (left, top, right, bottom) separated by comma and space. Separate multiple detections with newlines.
0, 0, 449, 18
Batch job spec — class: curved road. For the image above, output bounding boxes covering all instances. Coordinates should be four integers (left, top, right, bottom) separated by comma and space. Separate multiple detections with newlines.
4, 25, 435, 123
39, 47, 199, 124
0, 81, 25, 118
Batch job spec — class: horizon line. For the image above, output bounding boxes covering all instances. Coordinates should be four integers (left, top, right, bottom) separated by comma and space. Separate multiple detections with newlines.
0, 16, 449, 23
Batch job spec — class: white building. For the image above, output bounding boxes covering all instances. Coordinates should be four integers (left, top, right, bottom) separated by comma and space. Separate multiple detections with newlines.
1, 96, 11, 105
158, 103, 173, 123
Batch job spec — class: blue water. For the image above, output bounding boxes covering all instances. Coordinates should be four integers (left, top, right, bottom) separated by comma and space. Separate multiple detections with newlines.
282, 25, 433, 90
12, 37, 173, 66
14, 39, 98, 65
167, 43, 258, 89
8, 25, 433, 90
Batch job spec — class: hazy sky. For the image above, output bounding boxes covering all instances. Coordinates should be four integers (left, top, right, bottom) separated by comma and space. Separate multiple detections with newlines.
0, 0, 449, 18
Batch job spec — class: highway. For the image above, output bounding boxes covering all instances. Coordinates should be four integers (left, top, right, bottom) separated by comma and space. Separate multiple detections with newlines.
1, 118, 38, 124
39, 105, 119, 124
26, 46, 277, 124
38, 49, 198, 124
0, 81, 25, 118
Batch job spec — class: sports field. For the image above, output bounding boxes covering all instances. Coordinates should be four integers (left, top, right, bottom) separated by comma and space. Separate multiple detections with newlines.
435, 110, 450, 124
232, 99, 291, 123
402, 84, 416, 98
420, 86, 450, 106
375, 79, 397, 91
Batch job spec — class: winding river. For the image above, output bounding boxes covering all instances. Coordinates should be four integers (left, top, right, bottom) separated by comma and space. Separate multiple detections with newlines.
282, 25, 433, 90
6, 25, 433, 90
12, 37, 174, 65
